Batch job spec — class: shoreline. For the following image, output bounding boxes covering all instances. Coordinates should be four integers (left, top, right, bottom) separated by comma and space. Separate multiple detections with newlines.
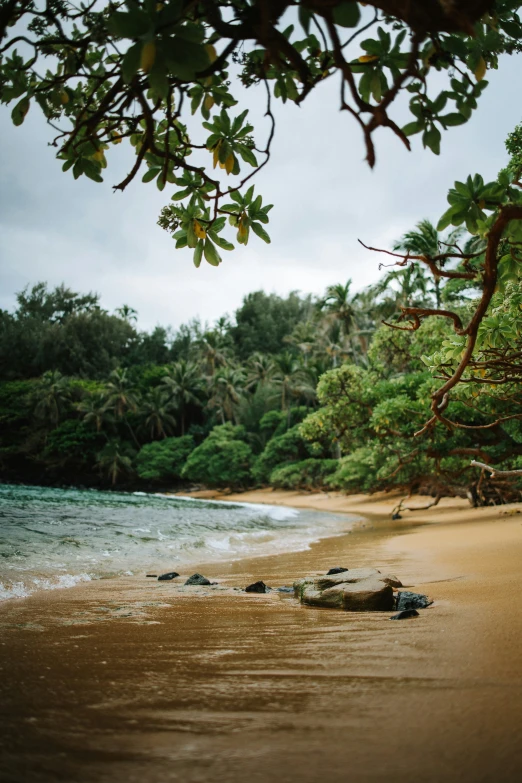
1, 490, 522, 781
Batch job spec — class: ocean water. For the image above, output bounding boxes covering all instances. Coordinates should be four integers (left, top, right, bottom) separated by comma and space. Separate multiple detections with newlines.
0, 484, 355, 602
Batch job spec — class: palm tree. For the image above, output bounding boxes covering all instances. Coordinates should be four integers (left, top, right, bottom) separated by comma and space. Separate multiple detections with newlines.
103, 368, 140, 447
208, 366, 246, 424
373, 262, 432, 310
273, 352, 315, 424
197, 331, 231, 377
32, 370, 71, 426
319, 281, 356, 337
77, 393, 114, 432
283, 320, 318, 366
245, 352, 278, 391
321, 322, 350, 368
139, 388, 177, 440
96, 439, 135, 485
115, 304, 138, 323
161, 360, 204, 435
392, 219, 463, 308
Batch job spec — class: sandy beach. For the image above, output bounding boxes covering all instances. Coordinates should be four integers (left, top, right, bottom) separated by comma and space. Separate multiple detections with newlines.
1, 489, 522, 782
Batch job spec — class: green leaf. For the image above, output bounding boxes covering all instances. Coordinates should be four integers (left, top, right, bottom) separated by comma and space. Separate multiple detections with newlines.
11, 96, 30, 126
237, 145, 258, 167
437, 206, 458, 231
209, 233, 234, 250
122, 42, 142, 83
142, 168, 160, 183
423, 126, 441, 155
149, 60, 170, 99
370, 70, 382, 102
193, 239, 204, 268
298, 6, 312, 34
439, 112, 467, 127
107, 10, 150, 39
251, 222, 271, 244
203, 238, 222, 266
163, 38, 210, 80
402, 121, 422, 136
332, 2, 361, 28
171, 187, 191, 200
82, 160, 104, 183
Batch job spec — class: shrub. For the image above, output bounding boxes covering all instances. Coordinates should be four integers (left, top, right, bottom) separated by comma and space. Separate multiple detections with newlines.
251, 424, 309, 484
181, 424, 253, 488
136, 435, 195, 482
269, 458, 339, 490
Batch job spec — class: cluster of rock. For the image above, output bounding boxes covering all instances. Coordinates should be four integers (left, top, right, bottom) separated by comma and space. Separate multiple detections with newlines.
147, 566, 432, 619
293, 567, 432, 618
151, 571, 214, 586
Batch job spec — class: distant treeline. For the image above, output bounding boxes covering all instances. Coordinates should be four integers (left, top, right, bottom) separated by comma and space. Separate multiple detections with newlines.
2, 221, 522, 505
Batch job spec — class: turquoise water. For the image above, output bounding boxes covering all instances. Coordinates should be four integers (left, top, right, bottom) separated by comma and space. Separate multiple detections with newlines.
0, 484, 354, 601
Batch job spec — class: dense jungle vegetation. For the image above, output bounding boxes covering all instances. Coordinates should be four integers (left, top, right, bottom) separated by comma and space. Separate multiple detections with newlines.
2, 210, 522, 505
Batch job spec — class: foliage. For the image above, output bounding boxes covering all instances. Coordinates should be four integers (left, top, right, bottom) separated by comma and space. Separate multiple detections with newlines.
232, 292, 314, 360
96, 439, 136, 485
251, 424, 313, 484
270, 458, 339, 490
181, 423, 253, 487
44, 419, 105, 467
3, 0, 521, 273
135, 435, 194, 482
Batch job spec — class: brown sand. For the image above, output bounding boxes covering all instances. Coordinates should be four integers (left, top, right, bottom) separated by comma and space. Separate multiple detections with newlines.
1, 489, 522, 783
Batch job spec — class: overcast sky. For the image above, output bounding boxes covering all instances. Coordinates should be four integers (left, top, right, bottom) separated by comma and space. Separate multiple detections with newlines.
1, 53, 521, 332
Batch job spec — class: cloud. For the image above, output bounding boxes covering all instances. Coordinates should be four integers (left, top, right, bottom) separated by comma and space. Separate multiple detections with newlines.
1, 55, 521, 331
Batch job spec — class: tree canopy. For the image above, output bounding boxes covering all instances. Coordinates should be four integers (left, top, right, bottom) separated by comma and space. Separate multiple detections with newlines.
2, 1, 521, 264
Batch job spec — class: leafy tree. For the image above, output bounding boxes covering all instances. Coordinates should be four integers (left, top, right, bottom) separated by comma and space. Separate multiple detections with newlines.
0, 284, 136, 381
252, 424, 312, 485
319, 281, 357, 339
103, 367, 141, 447
135, 435, 194, 482
139, 387, 177, 440
96, 439, 136, 485
2, 0, 516, 273
116, 305, 138, 323
15, 283, 99, 323
161, 359, 204, 434
181, 423, 253, 487
44, 419, 105, 472
232, 292, 313, 359
270, 458, 339, 490
391, 220, 462, 308
273, 352, 315, 416
207, 365, 245, 424
77, 393, 114, 433
245, 352, 278, 392
32, 371, 73, 427
197, 329, 231, 377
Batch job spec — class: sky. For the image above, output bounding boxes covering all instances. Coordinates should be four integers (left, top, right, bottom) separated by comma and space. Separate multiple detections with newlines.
1, 48, 521, 333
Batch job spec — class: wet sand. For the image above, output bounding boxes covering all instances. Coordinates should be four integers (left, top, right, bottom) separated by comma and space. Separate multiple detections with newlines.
1, 490, 522, 782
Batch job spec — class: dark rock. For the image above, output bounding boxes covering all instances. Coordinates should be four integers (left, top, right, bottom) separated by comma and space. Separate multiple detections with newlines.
157, 571, 179, 581
245, 581, 269, 593
276, 587, 294, 593
390, 609, 419, 620
396, 591, 432, 611
326, 567, 349, 575
146, 574, 158, 578
185, 573, 211, 586
392, 513, 402, 520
